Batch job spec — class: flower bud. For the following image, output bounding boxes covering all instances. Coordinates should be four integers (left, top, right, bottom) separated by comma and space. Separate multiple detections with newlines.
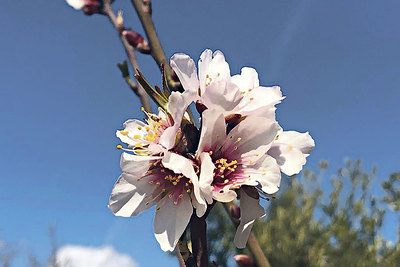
116, 10, 124, 32
229, 204, 240, 220
122, 30, 151, 54
234, 254, 254, 267
82, 0, 101, 15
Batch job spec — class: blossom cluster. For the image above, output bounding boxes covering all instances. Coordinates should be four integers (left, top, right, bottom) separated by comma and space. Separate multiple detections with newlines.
108, 49, 315, 251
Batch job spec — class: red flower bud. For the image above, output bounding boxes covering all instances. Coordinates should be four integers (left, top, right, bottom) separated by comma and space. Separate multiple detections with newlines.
234, 254, 254, 267
122, 30, 151, 54
82, 1, 100, 15
229, 204, 241, 220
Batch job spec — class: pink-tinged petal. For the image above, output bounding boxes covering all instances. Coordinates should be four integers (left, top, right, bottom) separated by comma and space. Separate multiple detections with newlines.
199, 152, 216, 204
198, 49, 212, 93
154, 194, 193, 251
162, 152, 207, 217
231, 67, 260, 92
238, 86, 284, 116
276, 131, 315, 155
108, 174, 155, 217
66, 0, 85, 9
159, 92, 187, 149
120, 153, 161, 176
248, 155, 281, 194
197, 109, 227, 155
222, 117, 280, 160
234, 189, 265, 248
170, 53, 199, 94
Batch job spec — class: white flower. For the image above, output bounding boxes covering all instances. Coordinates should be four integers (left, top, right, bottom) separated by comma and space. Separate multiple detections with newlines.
66, 0, 86, 10
116, 92, 191, 153
268, 130, 315, 176
195, 109, 282, 247
108, 151, 205, 252
170, 49, 284, 118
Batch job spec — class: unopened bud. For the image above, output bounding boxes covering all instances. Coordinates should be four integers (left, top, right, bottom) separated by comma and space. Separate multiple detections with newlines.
116, 10, 124, 31
122, 30, 151, 54
234, 254, 254, 267
82, 0, 101, 15
229, 204, 240, 220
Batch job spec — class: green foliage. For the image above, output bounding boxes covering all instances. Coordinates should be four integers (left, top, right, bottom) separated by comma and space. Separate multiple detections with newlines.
207, 160, 400, 267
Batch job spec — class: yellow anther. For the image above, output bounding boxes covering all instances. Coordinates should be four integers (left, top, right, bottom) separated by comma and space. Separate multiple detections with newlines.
149, 181, 154, 184
145, 126, 150, 132
237, 137, 242, 142
224, 179, 229, 183
174, 201, 178, 205
147, 170, 152, 174
178, 194, 183, 199
168, 193, 173, 198
241, 91, 246, 94
209, 151, 213, 155
172, 181, 178, 186
233, 146, 238, 150
217, 73, 220, 77
116, 144, 123, 150
250, 97, 254, 101
216, 135, 219, 138
145, 202, 150, 205
156, 207, 161, 211
120, 130, 129, 136
275, 135, 279, 140
206, 74, 209, 78
229, 136, 233, 139
141, 107, 145, 111
156, 182, 160, 185
135, 143, 143, 148
248, 88, 252, 92
138, 126, 142, 130
134, 135, 141, 139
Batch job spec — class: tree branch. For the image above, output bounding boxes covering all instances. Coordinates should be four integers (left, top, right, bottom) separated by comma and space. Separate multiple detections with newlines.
129, 0, 178, 89
102, 1, 152, 112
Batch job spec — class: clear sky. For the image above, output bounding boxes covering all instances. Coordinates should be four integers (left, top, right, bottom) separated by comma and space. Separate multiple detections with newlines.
1, 0, 399, 266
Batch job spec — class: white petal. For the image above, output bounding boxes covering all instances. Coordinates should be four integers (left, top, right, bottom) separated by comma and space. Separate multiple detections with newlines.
238, 86, 284, 116
212, 185, 237, 202
268, 144, 306, 176
120, 152, 161, 175
154, 194, 193, 251
198, 152, 215, 204
170, 53, 199, 94
162, 152, 207, 216
276, 131, 315, 155
66, 0, 85, 9
198, 49, 231, 92
108, 174, 155, 217
248, 155, 281, 194
201, 81, 243, 113
159, 92, 187, 149
198, 49, 212, 92
222, 117, 280, 160
231, 67, 259, 91
234, 189, 265, 248
197, 109, 226, 155
116, 119, 147, 147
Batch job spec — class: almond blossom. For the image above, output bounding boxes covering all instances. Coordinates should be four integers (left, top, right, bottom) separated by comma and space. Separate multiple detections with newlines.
195, 109, 282, 248
170, 49, 284, 119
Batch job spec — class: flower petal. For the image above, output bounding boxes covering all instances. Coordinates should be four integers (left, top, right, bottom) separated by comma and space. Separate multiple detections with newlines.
154, 194, 193, 251
212, 185, 237, 202
170, 53, 199, 94
248, 155, 281, 194
66, 0, 85, 9
238, 86, 284, 116
162, 152, 207, 217
120, 152, 161, 176
199, 152, 215, 204
108, 174, 155, 217
222, 116, 280, 161
197, 109, 227, 155
276, 131, 315, 155
231, 67, 260, 92
234, 189, 265, 248
198, 49, 231, 92
268, 131, 314, 176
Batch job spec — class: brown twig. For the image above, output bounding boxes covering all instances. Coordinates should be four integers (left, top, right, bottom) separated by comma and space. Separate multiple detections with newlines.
222, 202, 271, 267
130, 0, 175, 86
102, 1, 152, 113
190, 215, 209, 267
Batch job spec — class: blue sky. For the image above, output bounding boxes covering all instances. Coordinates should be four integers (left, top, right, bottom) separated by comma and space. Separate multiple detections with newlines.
1, 0, 399, 266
